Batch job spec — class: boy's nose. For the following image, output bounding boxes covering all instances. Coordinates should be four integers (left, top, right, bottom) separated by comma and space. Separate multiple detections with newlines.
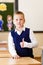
18, 20, 20, 23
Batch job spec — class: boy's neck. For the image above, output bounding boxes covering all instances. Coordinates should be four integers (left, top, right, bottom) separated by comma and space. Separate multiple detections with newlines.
15, 26, 25, 35
16, 25, 25, 31
16, 27, 23, 31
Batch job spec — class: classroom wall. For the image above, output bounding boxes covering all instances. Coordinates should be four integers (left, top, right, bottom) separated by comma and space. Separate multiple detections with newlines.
18, 0, 43, 31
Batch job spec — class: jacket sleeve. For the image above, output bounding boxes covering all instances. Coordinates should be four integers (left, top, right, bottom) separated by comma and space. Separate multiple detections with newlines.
8, 32, 17, 57
24, 29, 38, 48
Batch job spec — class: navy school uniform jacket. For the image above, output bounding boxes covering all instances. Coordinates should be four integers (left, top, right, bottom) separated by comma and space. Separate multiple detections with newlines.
11, 28, 34, 58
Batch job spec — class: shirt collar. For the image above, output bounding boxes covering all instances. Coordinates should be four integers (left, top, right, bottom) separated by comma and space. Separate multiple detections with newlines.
15, 27, 25, 32
15, 27, 25, 35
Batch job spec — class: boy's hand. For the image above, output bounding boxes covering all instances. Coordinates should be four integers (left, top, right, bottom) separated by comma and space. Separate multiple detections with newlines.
20, 38, 24, 48
12, 55, 20, 59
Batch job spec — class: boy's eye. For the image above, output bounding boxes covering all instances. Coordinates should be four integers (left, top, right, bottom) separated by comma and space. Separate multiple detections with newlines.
20, 19, 23, 20
20, 19, 22, 20
16, 19, 23, 21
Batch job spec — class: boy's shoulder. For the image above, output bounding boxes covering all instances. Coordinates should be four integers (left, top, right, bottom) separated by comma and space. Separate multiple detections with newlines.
25, 27, 30, 31
10, 29, 15, 33
10, 29, 15, 37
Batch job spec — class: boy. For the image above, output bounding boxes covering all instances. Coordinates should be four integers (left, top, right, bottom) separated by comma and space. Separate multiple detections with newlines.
8, 11, 37, 59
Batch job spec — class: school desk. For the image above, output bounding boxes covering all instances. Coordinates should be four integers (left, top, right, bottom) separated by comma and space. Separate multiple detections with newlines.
0, 57, 41, 65
40, 46, 43, 65
0, 43, 10, 58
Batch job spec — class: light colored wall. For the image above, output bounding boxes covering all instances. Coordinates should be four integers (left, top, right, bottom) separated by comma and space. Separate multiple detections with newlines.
18, 0, 43, 31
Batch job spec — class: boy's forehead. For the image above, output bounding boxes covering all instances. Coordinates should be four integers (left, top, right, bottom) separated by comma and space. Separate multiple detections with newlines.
14, 14, 24, 18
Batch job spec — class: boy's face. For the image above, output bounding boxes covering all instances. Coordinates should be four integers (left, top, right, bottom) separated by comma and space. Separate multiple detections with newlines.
14, 14, 25, 29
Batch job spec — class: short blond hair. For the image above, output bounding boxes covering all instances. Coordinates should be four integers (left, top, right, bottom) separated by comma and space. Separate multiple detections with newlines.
14, 11, 25, 19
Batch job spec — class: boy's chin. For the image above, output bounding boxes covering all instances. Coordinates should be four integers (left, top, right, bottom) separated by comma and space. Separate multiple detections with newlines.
16, 26, 22, 30
17, 25, 22, 28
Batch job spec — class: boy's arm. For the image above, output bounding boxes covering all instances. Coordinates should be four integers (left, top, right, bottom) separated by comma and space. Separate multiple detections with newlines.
20, 29, 38, 48
8, 32, 17, 57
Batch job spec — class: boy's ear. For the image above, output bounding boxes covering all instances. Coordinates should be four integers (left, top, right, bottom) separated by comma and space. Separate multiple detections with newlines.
24, 19, 25, 23
13, 20, 16, 25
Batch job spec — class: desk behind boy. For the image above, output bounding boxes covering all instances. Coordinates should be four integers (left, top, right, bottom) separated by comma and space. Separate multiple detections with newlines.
40, 46, 43, 65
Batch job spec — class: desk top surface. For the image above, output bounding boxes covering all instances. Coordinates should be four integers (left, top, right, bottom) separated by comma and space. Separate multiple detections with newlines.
0, 57, 41, 65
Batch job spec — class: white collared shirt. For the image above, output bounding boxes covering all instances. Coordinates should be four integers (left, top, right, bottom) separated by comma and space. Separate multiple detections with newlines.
8, 27, 38, 57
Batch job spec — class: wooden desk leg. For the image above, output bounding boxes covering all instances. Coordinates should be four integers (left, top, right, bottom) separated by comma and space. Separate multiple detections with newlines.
41, 50, 43, 65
